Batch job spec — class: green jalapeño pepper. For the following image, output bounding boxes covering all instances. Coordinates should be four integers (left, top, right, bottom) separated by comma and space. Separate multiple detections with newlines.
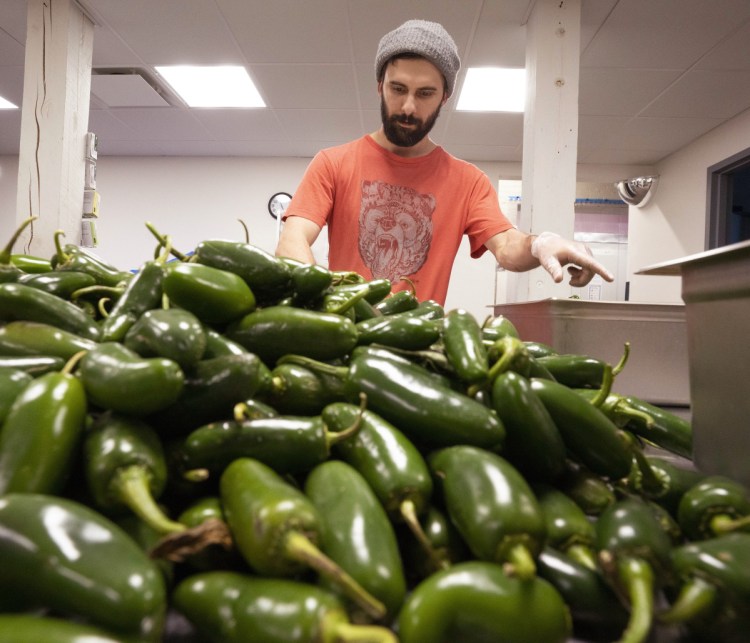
625, 454, 705, 516
148, 352, 273, 435
660, 532, 750, 629
558, 463, 616, 516
0, 282, 101, 340
163, 261, 256, 325
0, 355, 87, 495
99, 255, 167, 342
537, 353, 609, 388
536, 546, 629, 641
191, 238, 293, 304
491, 370, 567, 483
180, 409, 362, 477
52, 230, 132, 287
0, 367, 32, 424
18, 269, 97, 298
677, 475, 750, 540
535, 484, 598, 570
10, 253, 52, 274
78, 342, 184, 416
429, 445, 546, 580
0, 320, 97, 360
373, 287, 419, 315
226, 305, 358, 364
441, 307, 489, 385
323, 400, 432, 517
0, 614, 125, 643
356, 313, 442, 351
344, 351, 506, 450
397, 560, 571, 643
595, 496, 674, 643
290, 262, 334, 303
531, 377, 632, 480
576, 389, 693, 460
220, 457, 386, 620
83, 412, 185, 536
263, 361, 345, 415
305, 460, 407, 619
173, 572, 397, 643
0, 493, 166, 641
124, 307, 207, 369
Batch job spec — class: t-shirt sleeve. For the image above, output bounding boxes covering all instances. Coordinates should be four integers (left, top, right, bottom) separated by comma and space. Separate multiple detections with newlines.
465, 172, 514, 258
283, 151, 335, 229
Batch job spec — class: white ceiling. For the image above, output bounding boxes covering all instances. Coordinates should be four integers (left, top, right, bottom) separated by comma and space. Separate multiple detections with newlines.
1, 0, 750, 164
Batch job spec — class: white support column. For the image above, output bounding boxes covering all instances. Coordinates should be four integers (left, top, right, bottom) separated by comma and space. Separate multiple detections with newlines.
15, 0, 94, 258
514, 0, 581, 302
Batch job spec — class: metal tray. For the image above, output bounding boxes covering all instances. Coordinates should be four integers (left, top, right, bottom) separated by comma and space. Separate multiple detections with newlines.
492, 299, 689, 406
638, 239, 750, 485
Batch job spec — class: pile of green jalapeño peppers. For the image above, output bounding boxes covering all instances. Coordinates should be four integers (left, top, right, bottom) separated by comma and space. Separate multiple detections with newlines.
2, 217, 749, 643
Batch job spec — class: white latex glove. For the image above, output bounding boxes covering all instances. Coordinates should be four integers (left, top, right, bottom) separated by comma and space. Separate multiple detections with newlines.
531, 231, 614, 287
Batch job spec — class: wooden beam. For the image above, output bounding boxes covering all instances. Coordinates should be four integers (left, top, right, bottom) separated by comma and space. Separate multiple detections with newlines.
15, 0, 94, 258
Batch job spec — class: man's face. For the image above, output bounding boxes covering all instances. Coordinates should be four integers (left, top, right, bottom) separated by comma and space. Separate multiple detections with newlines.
379, 58, 446, 148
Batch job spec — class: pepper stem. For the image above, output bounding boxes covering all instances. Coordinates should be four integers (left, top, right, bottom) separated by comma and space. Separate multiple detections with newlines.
565, 543, 598, 571
283, 530, 387, 621
115, 465, 186, 535
331, 621, 399, 643
502, 542, 536, 581
615, 556, 655, 643
658, 576, 718, 624
276, 354, 348, 379
612, 341, 631, 377
400, 498, 449, 572
144, 221, 190, 261
325, 393, 366, 448
710, 512, 750, 534
1, 216, 37, 264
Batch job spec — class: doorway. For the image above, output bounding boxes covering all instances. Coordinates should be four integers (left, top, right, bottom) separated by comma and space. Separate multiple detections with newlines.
707, 147, 750, 248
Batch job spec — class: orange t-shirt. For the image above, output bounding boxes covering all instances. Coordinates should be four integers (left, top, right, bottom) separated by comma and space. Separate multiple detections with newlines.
284, 135, 513, 304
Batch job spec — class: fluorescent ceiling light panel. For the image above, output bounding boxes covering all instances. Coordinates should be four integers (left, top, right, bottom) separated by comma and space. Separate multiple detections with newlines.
155, 65, 265, 108
456, 67, 526, 112
0, 96, 18, 109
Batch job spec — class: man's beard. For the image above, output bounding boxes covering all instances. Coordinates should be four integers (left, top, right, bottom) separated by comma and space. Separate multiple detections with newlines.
381, 96, 442, 148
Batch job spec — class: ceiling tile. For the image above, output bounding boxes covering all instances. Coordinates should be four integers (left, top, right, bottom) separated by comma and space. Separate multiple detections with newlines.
217, 0, 352, 64
696, 20, 750, 71
578, 68, 682, 117
643, 70, 750, 119
192, 109, 285, 141
91, 74, 170, 107
581, 0, 750, 70
445, 112, 524, 147
252, 64, 358, 110
105, 107, 213, 141
275, 109, 363, 142
84, 0, 243, 64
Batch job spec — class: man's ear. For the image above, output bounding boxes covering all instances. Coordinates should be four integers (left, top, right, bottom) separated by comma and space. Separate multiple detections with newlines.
377, 80, 383, 96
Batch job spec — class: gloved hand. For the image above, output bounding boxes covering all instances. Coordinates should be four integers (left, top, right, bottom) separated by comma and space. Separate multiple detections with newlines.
530, 231, 614, 287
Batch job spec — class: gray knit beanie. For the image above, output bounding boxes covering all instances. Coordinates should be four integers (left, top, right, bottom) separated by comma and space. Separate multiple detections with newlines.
375, 20, 461, 96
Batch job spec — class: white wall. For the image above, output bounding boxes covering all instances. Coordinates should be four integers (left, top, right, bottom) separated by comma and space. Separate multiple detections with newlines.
627, 107, 750, 303
0, 153, 655, 321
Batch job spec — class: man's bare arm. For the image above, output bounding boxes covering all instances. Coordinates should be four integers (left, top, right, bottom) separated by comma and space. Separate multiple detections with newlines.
485, 228, 614, 287
274, 216, 322, 265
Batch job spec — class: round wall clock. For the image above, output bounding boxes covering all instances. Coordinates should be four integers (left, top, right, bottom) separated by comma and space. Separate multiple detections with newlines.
268, 191, 292, 220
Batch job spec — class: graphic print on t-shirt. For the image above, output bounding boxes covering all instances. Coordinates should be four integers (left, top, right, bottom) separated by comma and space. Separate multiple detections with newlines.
358, 179, 434, 282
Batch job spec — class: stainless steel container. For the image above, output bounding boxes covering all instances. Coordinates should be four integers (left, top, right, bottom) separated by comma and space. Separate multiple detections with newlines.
639, 239, 750, 486
491, 299, 689, 406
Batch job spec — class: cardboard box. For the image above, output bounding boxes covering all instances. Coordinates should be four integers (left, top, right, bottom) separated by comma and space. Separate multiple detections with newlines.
83, 189, 100, 218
